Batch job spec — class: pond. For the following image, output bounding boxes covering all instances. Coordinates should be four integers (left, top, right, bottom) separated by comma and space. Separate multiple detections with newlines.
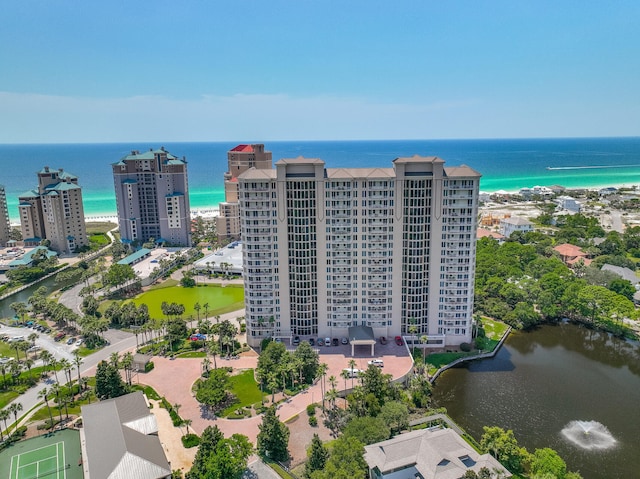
431, 322, 640, 479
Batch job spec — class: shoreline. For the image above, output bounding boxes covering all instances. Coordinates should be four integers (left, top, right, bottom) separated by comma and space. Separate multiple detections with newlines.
8, 179, 639, 226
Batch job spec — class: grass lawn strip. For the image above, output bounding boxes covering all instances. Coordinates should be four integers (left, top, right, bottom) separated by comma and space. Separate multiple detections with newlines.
132, 284, 244, 319
221, 369, 262, 417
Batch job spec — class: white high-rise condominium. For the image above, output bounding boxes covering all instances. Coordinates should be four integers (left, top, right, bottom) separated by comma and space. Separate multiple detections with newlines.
0, 185, 11, 247
238, 154, 481, 348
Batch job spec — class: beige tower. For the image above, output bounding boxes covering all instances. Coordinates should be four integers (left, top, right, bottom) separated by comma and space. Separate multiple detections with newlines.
18, 167, 88, 254
0, 185, 11, 247
217, 144, 272, 239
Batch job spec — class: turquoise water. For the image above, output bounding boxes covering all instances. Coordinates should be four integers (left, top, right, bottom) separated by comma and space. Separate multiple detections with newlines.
1, 137, 639, 221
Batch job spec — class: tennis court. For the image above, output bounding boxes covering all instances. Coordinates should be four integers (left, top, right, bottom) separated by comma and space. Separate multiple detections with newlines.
9, 441, 68, 479
0, 429, 83, 479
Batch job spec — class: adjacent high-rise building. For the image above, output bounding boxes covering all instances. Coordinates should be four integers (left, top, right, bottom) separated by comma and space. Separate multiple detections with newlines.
217, 144, 272, 240
112, 147, 191, 246
0, 185, 12, 247
18, 167, 88, 254
238, 155, 481, 348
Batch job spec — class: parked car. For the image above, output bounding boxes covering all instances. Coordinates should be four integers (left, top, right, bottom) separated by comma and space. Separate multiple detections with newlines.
67, 337, 76, 345
395, 336, 403, 346
367, 359, 384, 368
309, 338, 315, 346
54, 332, 66, 341
75, 338, 83, 346
317, 338, 324, 346
379, 336, 387, 345
342, 368, 362, 378
332, 338, 339, 346
325, 337, 331, 347
292, 336, 300, 345
341, 337, 349, 345
27, 345, 41, 352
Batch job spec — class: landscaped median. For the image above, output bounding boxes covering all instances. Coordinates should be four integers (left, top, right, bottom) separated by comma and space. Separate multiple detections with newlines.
415, 318, 510, 380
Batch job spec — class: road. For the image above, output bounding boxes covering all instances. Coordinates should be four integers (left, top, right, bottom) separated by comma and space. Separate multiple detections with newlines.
2, 324, 137, 429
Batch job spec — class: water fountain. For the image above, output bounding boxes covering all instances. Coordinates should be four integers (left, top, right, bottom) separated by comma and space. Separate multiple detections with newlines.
561, 420, 617, 450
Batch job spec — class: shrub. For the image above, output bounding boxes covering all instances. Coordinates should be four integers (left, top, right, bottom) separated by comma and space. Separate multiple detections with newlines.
460, 342, 472, 352
307, 404, 316, 416
181, 434, 200, 448
144, 361, 155, 373
308, 415, 318, 427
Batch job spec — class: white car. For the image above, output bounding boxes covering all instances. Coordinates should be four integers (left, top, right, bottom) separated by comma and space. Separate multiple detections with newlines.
367, 359, 384, 368
343, 368, 362, 378
75, 338, 83, 346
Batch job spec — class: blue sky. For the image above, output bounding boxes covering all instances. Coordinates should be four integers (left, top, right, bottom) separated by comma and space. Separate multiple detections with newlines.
1, 1, 639, 142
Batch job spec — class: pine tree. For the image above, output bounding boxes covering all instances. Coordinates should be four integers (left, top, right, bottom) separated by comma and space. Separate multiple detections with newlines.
257, 406, 290, 462
305, 434, 329, 478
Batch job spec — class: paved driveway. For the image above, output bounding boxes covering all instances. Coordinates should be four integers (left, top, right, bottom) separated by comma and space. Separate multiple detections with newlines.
139, 343, 413, 444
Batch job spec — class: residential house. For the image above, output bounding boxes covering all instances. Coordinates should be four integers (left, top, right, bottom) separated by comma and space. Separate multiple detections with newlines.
364, 427, 511, 479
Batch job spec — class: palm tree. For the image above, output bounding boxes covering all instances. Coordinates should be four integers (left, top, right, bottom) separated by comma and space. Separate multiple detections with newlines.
59, 359, 72, 386
326, 388, 338, 411
267, 372, 278, 405
348, 359, 357, 389
203, 303, 210, 319
51, 383, 64, 423
0, 363, 7, 388
173, 403, 181, 419
0, 408, 10, 440
38, 388, 54, 430
24, 358, 34, 380
194, 302, 201, 321
420, 334, 429, 366
408, 317, 418, 356
340, 369, 350, 393
183, 418, 192, 436
110, 352, 120, 368
201, 357, 211, 376
8, 402, 23, 433
73, 351, 84, 393
317, 363, 328, 411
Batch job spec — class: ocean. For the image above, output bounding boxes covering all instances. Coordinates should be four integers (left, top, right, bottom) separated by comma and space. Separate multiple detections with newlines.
1, 137, 639, 222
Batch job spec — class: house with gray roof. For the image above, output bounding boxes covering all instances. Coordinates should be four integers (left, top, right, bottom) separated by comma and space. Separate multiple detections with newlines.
81, 391, 171, 479
601, 264, 640, 287
364, 427, 511, 479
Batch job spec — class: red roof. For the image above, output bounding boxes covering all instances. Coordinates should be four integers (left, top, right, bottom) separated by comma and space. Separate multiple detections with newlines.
554, 244, 585, 257
230, 144, 253, 152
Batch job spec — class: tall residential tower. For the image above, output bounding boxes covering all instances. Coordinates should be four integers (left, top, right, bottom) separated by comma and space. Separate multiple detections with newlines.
0, 185, 11, 247
217, 144, 272, 240
18, 167, 88, 254
238, 155, 480, 348
112, 147, 191, 246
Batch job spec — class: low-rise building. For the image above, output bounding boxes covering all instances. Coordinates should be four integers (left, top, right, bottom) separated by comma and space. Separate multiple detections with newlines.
554, 243, 591, 267
81, 391, 171, 479
601, 264, 640, 287
500, 217, 534, 237
557, 195, 581, 213
364, 427, 511, 479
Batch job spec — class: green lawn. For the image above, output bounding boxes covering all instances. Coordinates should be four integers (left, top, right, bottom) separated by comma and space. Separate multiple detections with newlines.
221, 369, 262, 417
480, 317, 509, 341
132, 283, 245, 319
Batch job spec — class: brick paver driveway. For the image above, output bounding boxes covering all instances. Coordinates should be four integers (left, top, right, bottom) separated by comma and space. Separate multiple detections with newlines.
140, 341, 413, 444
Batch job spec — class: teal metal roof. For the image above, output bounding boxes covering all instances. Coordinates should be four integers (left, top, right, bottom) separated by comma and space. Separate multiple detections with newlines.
19, 189, 39, 198
115, 148, 185, 165
117, 248, 151, 265
9, 246, 57, 267
45, 182, 81, 192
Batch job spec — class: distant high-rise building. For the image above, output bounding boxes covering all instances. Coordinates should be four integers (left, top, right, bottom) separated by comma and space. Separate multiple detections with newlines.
18, 167, 88, 254
112, 147, 191, 246
0, 185, 11, 247
239, 155, 481, 349
217, 144, 272, 240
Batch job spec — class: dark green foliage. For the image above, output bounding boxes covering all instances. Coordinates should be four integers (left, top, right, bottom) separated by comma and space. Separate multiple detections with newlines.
308, 415, 317, 426
195, 368, 232, 412
257, 406, 290, 462
305, 434, 329, 478
342, 416, 390, 445
95, 360, 128, 399
186, 426, 251, 479
460, 342, 472, 352
306, 403, 316, 416
144, 361, 155, 373
480, 426, 529, 474
309, 436, 367, 479
182, 434, 200, 448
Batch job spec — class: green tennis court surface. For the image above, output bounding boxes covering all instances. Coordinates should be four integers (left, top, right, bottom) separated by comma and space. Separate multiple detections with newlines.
0, 429, 83, 479
10, 441, 68, 479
